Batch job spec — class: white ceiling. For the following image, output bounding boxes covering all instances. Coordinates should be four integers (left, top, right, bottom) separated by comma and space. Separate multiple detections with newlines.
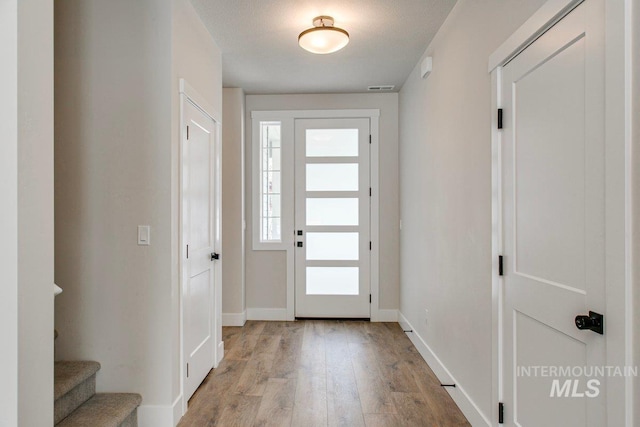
190, 0, 458, 94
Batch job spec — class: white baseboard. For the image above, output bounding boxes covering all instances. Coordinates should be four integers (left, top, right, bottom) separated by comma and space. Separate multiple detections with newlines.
217, 341, 224, 365
398, 312, 491, 427
222, 311, 247, 326
138, 394, 183, 427
372, 309, 398, 322
246, 308, 398, 322
172, 394, 184, 426
246, 308, 288, 321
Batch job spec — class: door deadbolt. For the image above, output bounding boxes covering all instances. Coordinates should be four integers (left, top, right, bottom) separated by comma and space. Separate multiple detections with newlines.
575, 311, 603, 335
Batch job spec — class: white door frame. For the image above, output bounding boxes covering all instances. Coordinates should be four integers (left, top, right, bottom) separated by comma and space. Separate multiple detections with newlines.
178, 79, 223, 415
250, 109, 382, 321
489, 0, 633, 425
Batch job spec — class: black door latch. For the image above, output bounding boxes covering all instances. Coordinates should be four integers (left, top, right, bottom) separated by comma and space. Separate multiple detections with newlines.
575, 311, 603, 335
211, 252, 220, 261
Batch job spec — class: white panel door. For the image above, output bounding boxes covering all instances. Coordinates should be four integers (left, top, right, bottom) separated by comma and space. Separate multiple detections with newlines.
183, 100, 219, 401
501, 1, 605, 425
295, 118, 370, 318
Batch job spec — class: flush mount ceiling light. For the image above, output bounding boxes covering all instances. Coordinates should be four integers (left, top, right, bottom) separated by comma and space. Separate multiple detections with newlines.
298, 16, 349, 54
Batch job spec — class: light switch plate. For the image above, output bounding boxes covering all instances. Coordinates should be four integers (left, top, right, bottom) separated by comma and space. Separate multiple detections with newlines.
138, 225, 151, 246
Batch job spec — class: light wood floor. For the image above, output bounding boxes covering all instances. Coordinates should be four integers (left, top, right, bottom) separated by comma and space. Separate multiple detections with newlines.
178, 320, 470, 427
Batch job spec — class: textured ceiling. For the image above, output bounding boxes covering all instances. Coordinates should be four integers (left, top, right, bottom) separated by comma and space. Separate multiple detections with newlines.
190, 0, 457, 94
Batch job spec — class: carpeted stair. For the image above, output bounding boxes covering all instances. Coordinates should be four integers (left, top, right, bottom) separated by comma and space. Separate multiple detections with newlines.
54, 361, 142, 426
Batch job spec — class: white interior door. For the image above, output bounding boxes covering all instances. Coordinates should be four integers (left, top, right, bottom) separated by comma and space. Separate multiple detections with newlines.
294, 118, 370, 318
182, 100, 219, 401
500, 1, 606, 425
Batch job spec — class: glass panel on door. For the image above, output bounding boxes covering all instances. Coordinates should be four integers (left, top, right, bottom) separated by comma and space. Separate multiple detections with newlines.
306, 164, 359, 191
306, 232, 359, 261
306, 198, 359, 226
306, 129, 359, 157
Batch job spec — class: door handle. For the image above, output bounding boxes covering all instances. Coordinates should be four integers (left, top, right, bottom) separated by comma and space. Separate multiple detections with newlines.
575, 311, 603, 335
211, 252, 220, 261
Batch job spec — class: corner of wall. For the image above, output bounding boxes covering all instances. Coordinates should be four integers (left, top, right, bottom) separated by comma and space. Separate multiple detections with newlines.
138, 394, 183, 427
632, 18, 639, 417
398, 312, 491, 426
221, 87, 247, 318
18, 0, 55, 425
222, 311, 247, 326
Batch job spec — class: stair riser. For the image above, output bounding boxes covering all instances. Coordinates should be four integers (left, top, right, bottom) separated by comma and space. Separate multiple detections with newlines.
54, 373, 96, 424
118, 409, 138, 427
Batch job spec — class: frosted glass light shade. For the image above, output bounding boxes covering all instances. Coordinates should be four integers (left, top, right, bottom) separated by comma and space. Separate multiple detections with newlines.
298, 16, 349, 54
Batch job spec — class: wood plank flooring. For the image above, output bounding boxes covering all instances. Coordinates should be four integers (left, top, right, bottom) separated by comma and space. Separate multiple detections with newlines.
178, 320, 469, 427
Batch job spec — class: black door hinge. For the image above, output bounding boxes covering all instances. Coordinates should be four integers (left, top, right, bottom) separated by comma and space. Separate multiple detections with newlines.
369, 187, 372, 197
187, 125, 190, 140
186, 245, 189, 259
369, 294, 372, 303
498, 402, 504, 424
369, 135, 372, 144
187, 363, 189, 378
497, 109, 503, 129
369, 241, 372, 251
498, 255, 504, 276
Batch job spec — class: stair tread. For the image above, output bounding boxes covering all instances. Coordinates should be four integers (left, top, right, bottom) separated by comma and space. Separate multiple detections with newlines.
56, 393, 142, 427
54, 361, 101, 401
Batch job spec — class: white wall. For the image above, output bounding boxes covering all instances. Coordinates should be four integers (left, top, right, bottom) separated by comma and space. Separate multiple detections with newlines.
0, 2, 19, 424
634, 0, 640, 422
55, 1, 222, 424
221, 88, 246, 323
244, 93, 399, 313
0, 1, 57, 426
54, 0, 174, 415
398, 0, 546, 423
18, 1, 56, 425
1, 1, 55, 426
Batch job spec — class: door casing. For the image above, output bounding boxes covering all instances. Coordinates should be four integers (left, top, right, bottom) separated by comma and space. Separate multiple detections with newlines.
250, 109, 382, 321
178, 79, 223, 415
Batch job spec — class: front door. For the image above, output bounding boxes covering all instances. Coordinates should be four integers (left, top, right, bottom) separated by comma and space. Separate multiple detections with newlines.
294, 118, 371, 318
500, 0, 606, 425
182, 100, 219, 401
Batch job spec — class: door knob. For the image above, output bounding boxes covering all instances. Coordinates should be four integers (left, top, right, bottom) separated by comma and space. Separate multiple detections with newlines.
211, 252, 220, 261
575, 311, 603, 335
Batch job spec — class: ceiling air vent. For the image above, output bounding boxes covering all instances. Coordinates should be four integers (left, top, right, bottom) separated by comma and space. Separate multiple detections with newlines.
367, 85, 395, 91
